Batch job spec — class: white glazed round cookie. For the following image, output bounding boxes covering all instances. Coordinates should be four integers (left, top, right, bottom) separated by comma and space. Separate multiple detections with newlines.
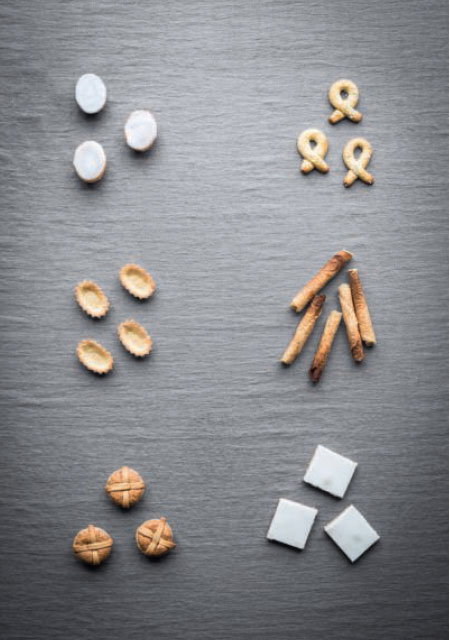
73, 141, 106, 183
75, 74, 107, 114
124, 110, 157, 151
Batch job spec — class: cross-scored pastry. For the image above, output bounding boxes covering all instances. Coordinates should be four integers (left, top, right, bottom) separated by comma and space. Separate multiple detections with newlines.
328, 79, 362, 124
118, 319, 152, 357
297, 128, 329, 174
325, 505, 380, 563
74, 280, 109, 318
72, 524, 113, 566
119, 264, 156, 300
136, 517, 176, 557
105, 466, 145, 508
342, 138, 374, 187
77, 339, 113, 374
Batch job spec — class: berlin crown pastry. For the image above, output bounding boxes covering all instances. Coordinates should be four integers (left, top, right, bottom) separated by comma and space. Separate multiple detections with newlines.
328, 79, 362, 124
297, 128, 329, 174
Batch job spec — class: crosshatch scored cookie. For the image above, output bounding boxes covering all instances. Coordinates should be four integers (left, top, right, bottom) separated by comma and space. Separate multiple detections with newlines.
136, 517, 176, 557
105, 466, 145, 508
72, 524, 113, 566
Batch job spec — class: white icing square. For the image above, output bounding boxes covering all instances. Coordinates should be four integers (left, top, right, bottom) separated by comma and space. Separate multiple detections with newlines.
324, 505, 380, 562
267, 498, 318, 550
303, 445, 357, 498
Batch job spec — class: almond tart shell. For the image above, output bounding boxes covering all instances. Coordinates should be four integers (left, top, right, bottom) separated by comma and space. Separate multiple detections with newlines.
118, 319, 152, 357
119, 264, 156, 300
77, 339, 114, 374
74, 280, 109, 318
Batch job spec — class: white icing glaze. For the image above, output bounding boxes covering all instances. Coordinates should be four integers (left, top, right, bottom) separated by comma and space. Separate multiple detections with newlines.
75, 74, 107, 114
124, 110, 157, 151
73, 141, 106, 183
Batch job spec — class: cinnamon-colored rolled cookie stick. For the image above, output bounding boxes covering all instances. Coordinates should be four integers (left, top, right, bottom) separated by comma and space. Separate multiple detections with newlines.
338, 284, 364, 362
348, 269, 376, 346
290, 250, 352, 313
281, 295, 325, 365
308, 310, 342, 383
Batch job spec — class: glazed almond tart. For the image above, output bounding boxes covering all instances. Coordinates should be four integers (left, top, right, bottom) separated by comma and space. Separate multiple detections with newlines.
118, 320, 152, 357
77, 339, 113, 374
119, 264, 156, 300
74, 280, 109, 318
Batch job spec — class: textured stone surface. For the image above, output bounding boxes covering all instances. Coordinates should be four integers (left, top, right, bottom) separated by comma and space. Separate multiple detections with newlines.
0, 0, 447, 638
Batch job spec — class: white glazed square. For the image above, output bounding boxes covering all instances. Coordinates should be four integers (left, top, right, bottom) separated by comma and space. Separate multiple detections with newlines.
267, 498, 318, 550
303, 445, 357, 498
324, 505, 380, 562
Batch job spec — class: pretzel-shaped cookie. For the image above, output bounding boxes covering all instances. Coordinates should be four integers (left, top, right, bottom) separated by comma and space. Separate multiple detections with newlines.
328, 79, 362, 124
297, 128, 329, 174
342, 138, 374, 187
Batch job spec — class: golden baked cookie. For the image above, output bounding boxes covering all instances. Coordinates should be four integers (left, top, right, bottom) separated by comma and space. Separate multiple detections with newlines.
72, 524, 113, 566
105, 466, 145, 509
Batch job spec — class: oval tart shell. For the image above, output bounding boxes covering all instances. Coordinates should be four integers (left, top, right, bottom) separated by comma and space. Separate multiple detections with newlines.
75, 280, 109, 318
77, 339, 113, 374
118, 320, 152, 357
119, 264, 156, 300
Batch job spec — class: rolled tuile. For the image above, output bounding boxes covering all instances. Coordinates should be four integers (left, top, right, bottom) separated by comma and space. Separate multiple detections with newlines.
281, 295, 325, 365
348, 269, 376, 346
290, 250, 352, 313
308, 310, 342, 383
338, 284, 364, 362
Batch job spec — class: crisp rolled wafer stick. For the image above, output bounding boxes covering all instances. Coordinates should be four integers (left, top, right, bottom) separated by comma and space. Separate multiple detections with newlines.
348, 269, 376, 346
281, 295, 325, 365
290, 250, 352, 313
338, 284, 364, 362
308, 310, 342, 383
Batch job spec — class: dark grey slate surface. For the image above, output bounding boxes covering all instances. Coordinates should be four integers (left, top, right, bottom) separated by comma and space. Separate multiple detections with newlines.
0, 0, 448, 638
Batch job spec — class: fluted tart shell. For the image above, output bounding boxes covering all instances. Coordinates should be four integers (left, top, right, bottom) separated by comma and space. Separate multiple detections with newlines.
118, 320, 152, 357
77, 339, 113, 374
74, 280, 109, 318
119, 264, 156, 300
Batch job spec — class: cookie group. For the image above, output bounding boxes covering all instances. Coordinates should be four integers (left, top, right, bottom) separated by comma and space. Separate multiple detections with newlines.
73, 73, 157, 184
297, 79, 374, 187
75, 264, 155, 374
72, 466, 176, 566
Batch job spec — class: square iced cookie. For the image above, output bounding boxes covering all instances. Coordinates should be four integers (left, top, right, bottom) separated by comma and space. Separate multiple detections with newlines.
303, 445, 357, 498
267, 498, 318, 550
325, 505, 380, 563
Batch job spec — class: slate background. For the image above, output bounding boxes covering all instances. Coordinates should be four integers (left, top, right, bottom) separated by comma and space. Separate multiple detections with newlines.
0, 0, 448, 638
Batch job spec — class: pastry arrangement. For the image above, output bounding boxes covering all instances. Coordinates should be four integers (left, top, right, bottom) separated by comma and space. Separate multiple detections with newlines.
297, 79, 374, 186
282, 250, 376, 382
70, 74, 379, 567
75, 264, 154, 374
73, 73, 158, 183
73, 466, 175, 566
267, 445, 380, 562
